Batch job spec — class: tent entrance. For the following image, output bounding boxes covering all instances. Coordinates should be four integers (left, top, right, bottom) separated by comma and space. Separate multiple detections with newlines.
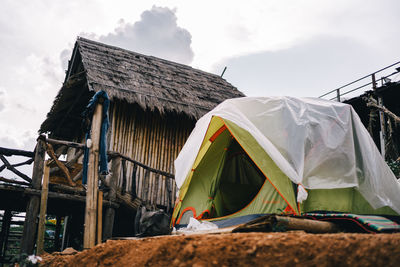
211, 139, 266, 218
174, 117, 297, 225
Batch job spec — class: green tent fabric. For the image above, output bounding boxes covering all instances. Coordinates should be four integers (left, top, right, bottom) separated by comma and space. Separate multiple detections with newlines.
172, 115, 398, 226
172, 97, 400, 226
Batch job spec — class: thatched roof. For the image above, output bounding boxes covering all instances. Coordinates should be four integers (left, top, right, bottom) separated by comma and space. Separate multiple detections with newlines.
40, 37, 244, 139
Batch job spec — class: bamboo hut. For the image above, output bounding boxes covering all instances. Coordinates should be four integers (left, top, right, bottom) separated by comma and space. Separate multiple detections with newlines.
40, 37, 245, 209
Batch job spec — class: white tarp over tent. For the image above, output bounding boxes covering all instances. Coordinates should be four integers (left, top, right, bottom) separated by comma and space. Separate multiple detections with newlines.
175, 97, 400, 214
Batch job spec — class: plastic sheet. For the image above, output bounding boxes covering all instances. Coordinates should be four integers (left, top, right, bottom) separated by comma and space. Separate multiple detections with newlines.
175, 97, 400, 214
184, 217, 218, 231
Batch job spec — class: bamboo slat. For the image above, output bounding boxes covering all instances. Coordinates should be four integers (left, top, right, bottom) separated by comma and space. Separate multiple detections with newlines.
121, 159, 127, 194
152, 114, 161, 203
154, 119, 162, 205
147, 114, 156, 203
139, 113, 150, 200
126, 106, 135, 195
161, 122, 168, 206
143, 169, 150, 204
131, 164, 137, 198
134, 110, 144, 199
153, 174, 159, 206
106, 102, 114, 151
123, 106, 132, 177
107, 102, 195, 208
162, 121, 169, 206
118, 105, 128, 191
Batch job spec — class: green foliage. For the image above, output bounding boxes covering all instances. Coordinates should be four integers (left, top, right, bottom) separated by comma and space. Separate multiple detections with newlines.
387, 160, 400, 177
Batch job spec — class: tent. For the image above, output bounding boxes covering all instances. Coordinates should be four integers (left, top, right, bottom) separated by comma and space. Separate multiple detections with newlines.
172, 97, 400, 226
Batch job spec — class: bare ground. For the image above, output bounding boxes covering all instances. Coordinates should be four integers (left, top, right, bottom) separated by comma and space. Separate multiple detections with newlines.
40, 232, 400, 267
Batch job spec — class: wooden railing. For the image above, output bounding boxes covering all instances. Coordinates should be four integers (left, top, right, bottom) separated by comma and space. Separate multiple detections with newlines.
2, 134, 177, 254
40, 136, 176, 210
0, 147, 34, 186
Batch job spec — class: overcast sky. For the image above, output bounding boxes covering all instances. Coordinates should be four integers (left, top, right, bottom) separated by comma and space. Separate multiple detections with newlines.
1, 0, 400, 157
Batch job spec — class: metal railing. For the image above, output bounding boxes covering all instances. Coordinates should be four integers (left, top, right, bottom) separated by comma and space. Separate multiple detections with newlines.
319, 61, 400, 101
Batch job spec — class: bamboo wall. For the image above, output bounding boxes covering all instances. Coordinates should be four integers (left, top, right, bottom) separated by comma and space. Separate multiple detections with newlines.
108, 100, 195, 208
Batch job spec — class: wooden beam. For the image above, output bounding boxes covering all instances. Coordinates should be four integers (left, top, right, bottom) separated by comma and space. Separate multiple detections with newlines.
108, 151, 174, 179
45, 137, 85, 150
24, 188, 119, 208
103, 157, 120, 240
36, 161, 50, 255
0, 147, 34, 158
232, 215, 340, 234
83, 102, 102, 249
50, 184, 85, 195
72, 169, 83, 182
366, 99, 400, 123
46, 143, 76, 187
0, 176, 30, 186
65, 150, 84, 168
6, 158, 34, 169
20, 139, 45, 255
49, 150, 84, 174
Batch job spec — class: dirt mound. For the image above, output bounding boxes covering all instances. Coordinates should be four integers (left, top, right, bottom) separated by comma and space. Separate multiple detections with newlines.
41, 232, 400, 267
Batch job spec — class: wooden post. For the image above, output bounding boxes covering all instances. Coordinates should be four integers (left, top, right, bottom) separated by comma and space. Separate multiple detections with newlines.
372, 73, 386, 158
103, 157, 121, 240
60, 216, 69, 251
20, 139, 45, 255
97, 190, 103, 244
36, 161, 50, 255
131, 164, 137, 199
121, 159, 127, 195
336, 89, 341, 102
0, 209, 12, 259
83, 102, 103, 249
143, 169, 150, 204
54, 215, 62, 251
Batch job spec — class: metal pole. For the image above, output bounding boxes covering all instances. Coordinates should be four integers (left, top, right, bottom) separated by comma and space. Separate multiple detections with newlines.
336, 89, 341, 102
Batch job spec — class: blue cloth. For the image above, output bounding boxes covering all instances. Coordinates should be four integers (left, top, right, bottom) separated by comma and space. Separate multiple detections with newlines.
82, 90, 110, 184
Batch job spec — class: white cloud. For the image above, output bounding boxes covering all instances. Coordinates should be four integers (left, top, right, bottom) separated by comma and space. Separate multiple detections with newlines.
0, 53, 63, 151
0, 89, 6, 112
95, 6, 194, 64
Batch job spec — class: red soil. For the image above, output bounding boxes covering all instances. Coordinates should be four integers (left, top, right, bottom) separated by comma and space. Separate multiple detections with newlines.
41, 232, 400, 267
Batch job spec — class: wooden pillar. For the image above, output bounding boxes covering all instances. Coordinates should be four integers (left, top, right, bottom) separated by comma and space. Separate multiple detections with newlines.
372, 73, 386, 158
102, 157, 121, 240
0, 210, 12, 260
97, 191, 103, 244
60, 216, 69, 251
36, 161, 50, 255
83, 103, 103, 249
20, 139, 45, 255
53, 215, 62, 251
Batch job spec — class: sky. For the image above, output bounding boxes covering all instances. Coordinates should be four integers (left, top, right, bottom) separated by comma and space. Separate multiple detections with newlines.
0, 0, 400, 161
